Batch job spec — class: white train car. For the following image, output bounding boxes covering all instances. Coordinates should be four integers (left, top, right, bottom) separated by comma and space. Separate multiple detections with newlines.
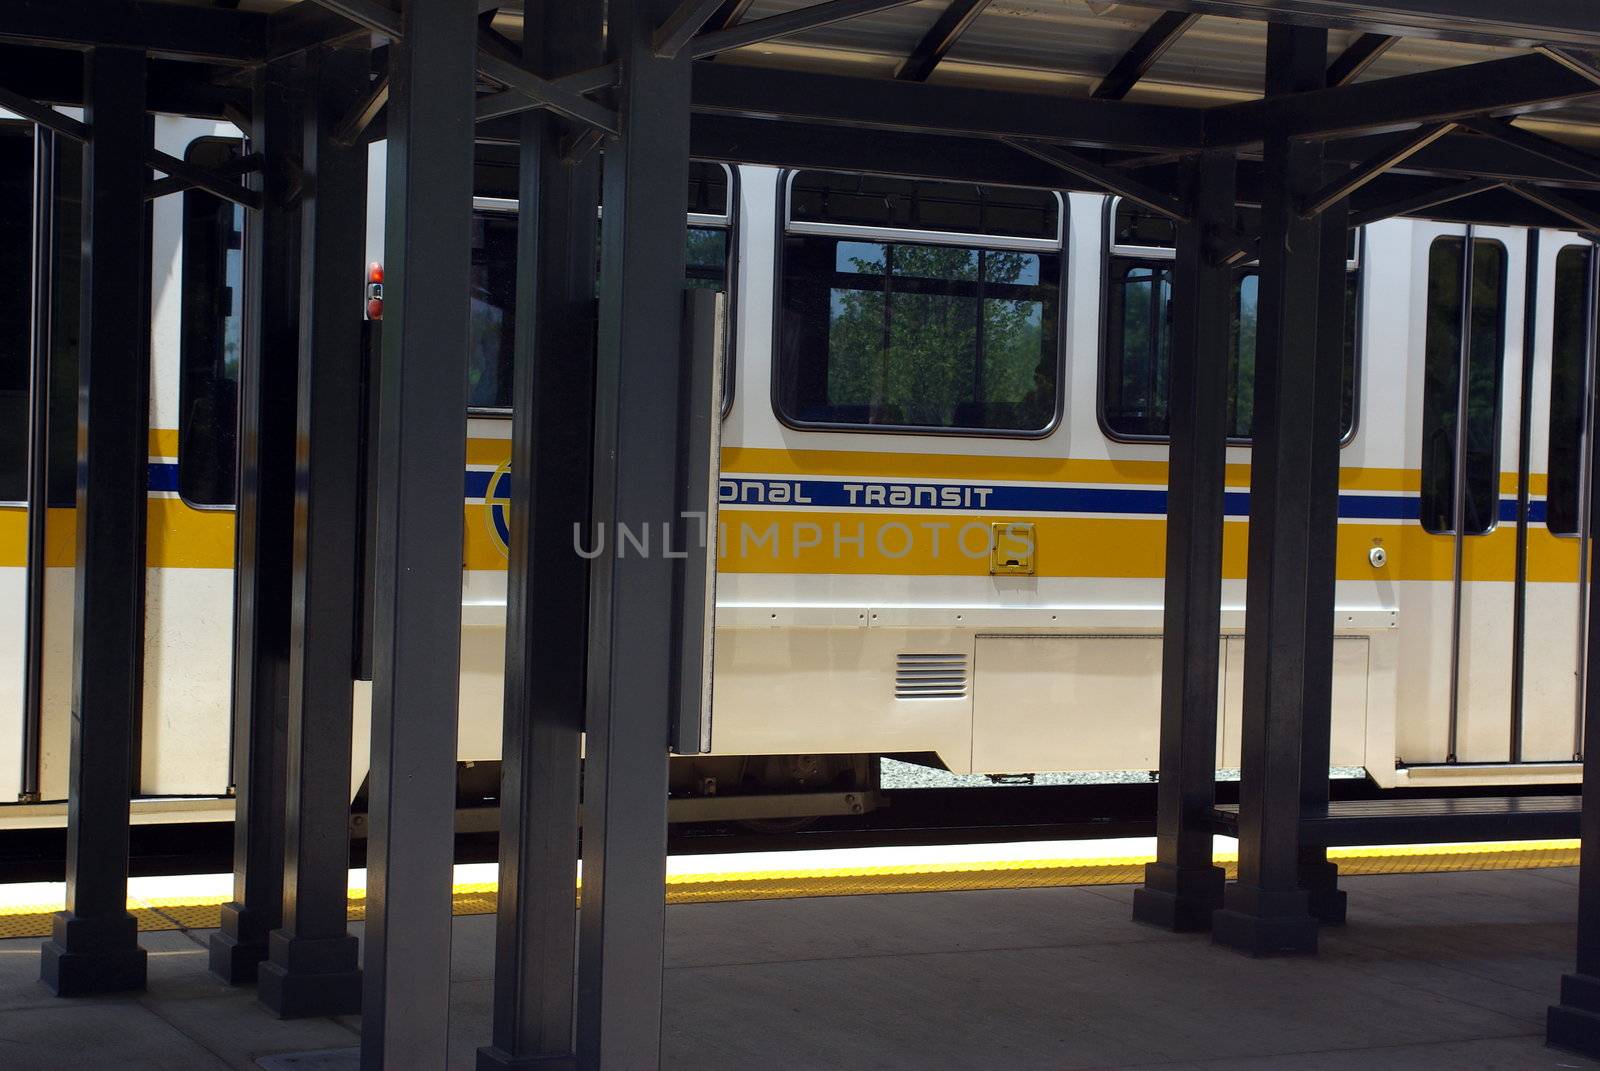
0, 113, 1590, 824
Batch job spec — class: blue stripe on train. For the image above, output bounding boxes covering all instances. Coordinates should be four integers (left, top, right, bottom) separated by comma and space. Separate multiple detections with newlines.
147, 462, 179, 493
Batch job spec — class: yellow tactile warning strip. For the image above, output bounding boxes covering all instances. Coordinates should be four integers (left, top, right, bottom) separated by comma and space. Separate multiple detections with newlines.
0, 839, 1580, 940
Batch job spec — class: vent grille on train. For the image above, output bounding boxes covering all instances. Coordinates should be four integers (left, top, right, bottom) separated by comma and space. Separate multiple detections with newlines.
894, 653, 969, 699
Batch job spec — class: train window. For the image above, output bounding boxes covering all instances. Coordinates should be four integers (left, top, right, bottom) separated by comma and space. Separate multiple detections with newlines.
1547, 244, 1592, 537
469, 201, 517, 410
1102, 261, 1172, 436
775, 170, 1062, 435
1101, 198, 1360, 442
177, 137, 246, 508
0, 123, 33, 503
45, 139, 83, 508
1420, 236, 1508, 536
1229, 270, 1360, 440
466, 161, 734, 412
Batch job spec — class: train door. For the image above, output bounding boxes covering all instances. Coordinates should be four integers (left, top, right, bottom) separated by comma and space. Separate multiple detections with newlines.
138, 117, 246, 796
1406, 223, 1588, 768
0, 118, 81, 804
0, 117, 37, 802
1517, 235, 1593, 762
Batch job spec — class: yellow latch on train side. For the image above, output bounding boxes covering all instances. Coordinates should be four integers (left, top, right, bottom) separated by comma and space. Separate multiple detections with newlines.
990, 521, 1036, 576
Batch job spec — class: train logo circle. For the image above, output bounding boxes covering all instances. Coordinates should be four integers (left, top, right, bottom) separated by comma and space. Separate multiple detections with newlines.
485, 460, 511, 559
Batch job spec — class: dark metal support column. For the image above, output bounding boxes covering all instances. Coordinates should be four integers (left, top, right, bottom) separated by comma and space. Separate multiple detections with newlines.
256, 44, 369, 1019
1549, 239, 1600, 1054
19, 124, 54, 805
477, 0, 602, 1066
1131, 149, 1236, 933
1509, 231, 1543, 763
1210, 22, 1326, 958
1296, 183, 1351, 927
209, 54, 303, 986
577, 0, 694, 1065
360, 0, 474, 1063
40, 46, 150, 996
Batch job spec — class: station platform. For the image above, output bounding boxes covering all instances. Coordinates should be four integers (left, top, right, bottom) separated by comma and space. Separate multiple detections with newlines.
0, 840, 1595, 1069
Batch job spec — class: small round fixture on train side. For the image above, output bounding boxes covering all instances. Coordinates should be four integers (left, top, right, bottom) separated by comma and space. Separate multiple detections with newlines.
1369, 546, 1388, 569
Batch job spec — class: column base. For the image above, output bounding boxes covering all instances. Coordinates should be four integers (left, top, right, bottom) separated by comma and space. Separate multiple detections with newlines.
40, 912, 148, 996
207, 902, 277, 984
257, 930, 362, 1019
1297, 854, 1346, 926
1548, 973, 1600, 1057
1211, 884, 1318, 957
1131, 862, 1226, 932
476, 1045, 577, 1070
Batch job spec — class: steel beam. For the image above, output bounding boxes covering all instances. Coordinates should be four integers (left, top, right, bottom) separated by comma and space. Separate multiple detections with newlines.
690, 0, 923, 58
0, 83, 89, 141
1003, 137, 1187, 221
0, 44, 246, 120
146, 152, 263, 202
705, 0, 755, 31
689, 113, 1067, 188
256, 44, 370, 1020
1462, 118, 1600, 185
477, 1, 602, 1067
1298, 122, 1454, 217
1296, 179, 1352, 927
144, 147, 261, 210
266, 1, 374, 63
304, 0, 402, 39
1326, 33, 1397, 87
1210, 23, 1326, 959
1549, 237, 1600, 1058
303, 0, 618, 134
208, 56, 302, 988
655, 0, 730, 58
896, 0, 992, 83
1508, 183, 1600, 236
1323, 131, 1600, 194
474, 64, 621, 125
692, 62, 1205, 152
1538, 46, 1600, 88
1131, 149, 1236, 933
0, 0, 269, 64
1092, 11, 1200, 101
474, 44, 619, 136
40, 46, 150, 996
578, 0, 694, 1064
1103, 0, 1600, 51
1347, 176, 1503, 227
360, 0, 475, 1064
686, 112, 1600, 215
334, 72, 388, 147
1205, 53, 1599, 147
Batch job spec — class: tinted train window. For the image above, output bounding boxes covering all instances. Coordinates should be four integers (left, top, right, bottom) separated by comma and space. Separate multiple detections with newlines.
1547, 244, 1591, 537
467, 161, 734, 411
178, 138, 246, 507
45, 138, 83, 508
1103, 261, 1172, 436
1420, 236, 1507, 536
776, 170, 1062, 434
469, 207, 517, 410
0, 124, 32, 502
1101, 199, 1360, 441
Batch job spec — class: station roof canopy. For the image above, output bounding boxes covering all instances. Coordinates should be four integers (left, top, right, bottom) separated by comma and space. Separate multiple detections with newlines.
9, 0, 1600, 228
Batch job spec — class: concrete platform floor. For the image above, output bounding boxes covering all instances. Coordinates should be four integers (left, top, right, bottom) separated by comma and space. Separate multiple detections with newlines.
2, 867, 1598, 1069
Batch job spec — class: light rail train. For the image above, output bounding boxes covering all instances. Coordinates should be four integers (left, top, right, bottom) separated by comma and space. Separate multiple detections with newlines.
0, 112, 1593, 826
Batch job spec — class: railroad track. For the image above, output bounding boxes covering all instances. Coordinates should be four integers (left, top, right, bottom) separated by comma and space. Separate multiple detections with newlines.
0, 780, 1580, 883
